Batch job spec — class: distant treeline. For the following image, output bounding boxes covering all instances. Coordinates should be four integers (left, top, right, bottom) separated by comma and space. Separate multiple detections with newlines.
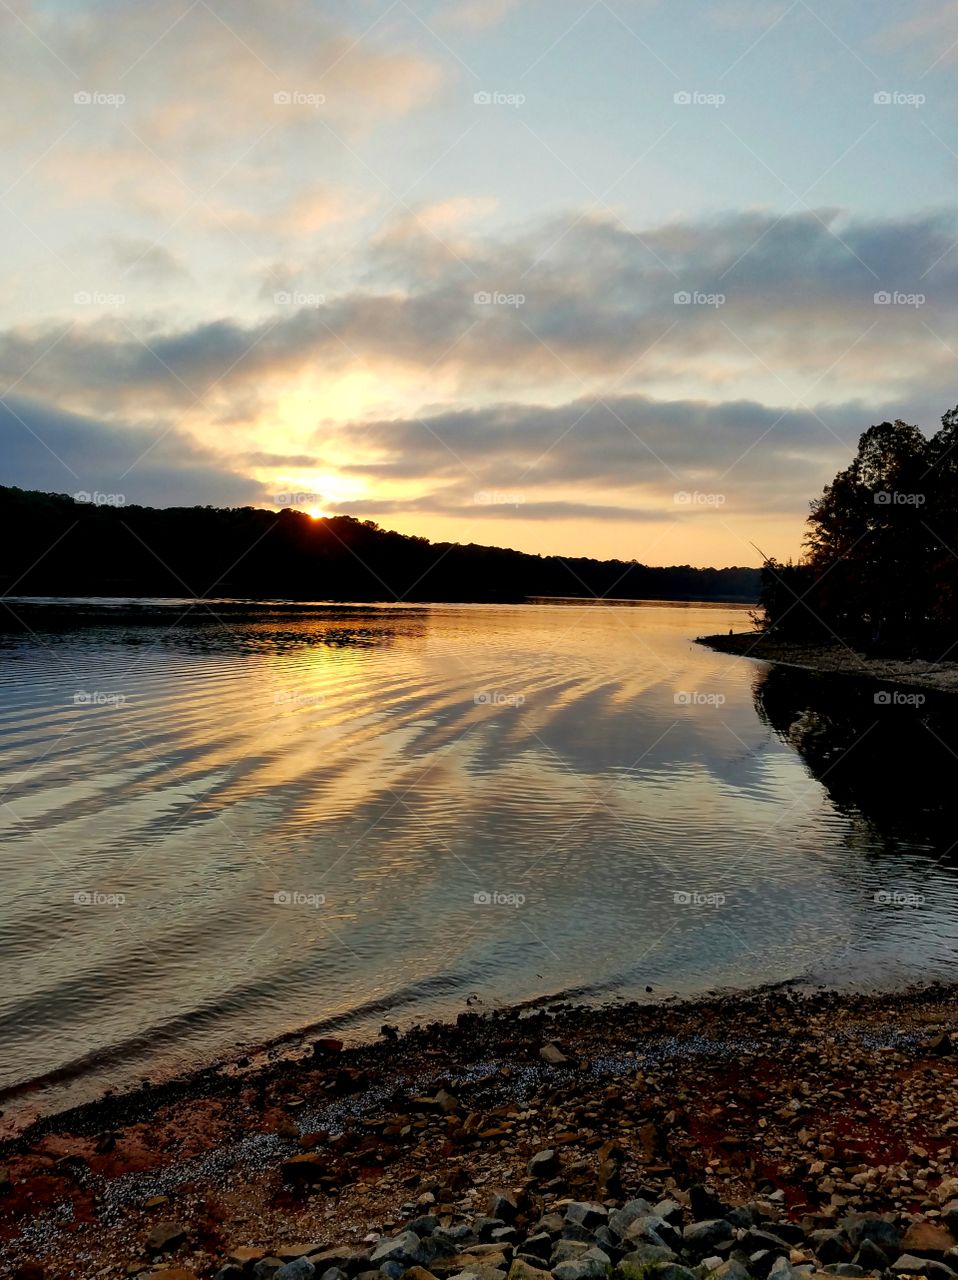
759, 406, 958, 651
0, 486, 759, 603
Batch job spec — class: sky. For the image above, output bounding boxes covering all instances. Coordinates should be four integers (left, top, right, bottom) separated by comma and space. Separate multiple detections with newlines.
2, 0, 958, 568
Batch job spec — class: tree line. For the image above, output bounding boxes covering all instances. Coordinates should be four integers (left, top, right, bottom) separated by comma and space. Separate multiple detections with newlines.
0, 486, 759, 605
759, 406, 958, 651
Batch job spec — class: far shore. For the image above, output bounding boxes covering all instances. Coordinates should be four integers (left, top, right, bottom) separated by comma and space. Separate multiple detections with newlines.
699, 630, 958, 694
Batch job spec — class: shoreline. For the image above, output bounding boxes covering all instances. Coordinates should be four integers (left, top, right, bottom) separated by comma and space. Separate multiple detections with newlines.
6, 980, 958, 1278
698, 631, 958, 695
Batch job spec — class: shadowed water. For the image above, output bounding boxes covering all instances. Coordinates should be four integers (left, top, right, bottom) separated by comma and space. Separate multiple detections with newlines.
2, 600, 958, 1121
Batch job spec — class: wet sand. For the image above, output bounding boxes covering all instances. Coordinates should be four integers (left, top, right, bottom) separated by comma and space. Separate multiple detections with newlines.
699, 632, 958, 694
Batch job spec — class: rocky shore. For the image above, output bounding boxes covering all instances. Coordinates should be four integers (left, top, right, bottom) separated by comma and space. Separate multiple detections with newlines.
5, 984, 958, 1280
697, 633, 958, 695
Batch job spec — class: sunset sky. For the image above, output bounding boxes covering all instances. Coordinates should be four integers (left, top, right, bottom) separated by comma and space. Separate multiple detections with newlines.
3, 0, 958, 567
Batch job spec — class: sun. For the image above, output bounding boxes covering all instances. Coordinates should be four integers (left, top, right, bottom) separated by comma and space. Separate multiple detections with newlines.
305, 504, 327, 519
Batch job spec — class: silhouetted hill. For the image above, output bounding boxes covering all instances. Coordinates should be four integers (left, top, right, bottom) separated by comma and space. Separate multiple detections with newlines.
0, 487, 759, 603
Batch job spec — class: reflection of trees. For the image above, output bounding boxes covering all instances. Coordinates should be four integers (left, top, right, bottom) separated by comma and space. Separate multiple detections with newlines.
753, 663, 958, 856
0, 604, 432, 654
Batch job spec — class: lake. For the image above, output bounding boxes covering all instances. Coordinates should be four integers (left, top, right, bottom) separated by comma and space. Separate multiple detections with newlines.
2, 599, 957, 1124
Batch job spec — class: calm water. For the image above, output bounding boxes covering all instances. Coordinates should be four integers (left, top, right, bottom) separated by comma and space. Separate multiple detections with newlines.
2, 600, 958, 1121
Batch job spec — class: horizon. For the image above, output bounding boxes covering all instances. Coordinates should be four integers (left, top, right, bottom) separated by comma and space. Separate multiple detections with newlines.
3, 2, 957, 568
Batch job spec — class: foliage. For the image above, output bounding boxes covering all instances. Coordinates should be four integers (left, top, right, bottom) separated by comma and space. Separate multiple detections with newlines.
0, 486, 760, 604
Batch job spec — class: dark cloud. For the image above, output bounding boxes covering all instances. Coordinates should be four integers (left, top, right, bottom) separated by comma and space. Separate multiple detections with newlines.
2, 208, 957, 417
0, 395, 268, 508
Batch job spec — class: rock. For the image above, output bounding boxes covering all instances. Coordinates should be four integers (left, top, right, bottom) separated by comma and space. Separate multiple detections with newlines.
655, 1268, 698, 1280
689, 1187, 727, 1221
147, 1271, 199, 1280
404, 1270, 440, 1280
507, 1263, 552, 1280
743, 1230, 791, 1257
475, 1219, 507, 1243
229, 1248, 268, 1269
713, 1263, 751, 1280
608, 1202, 655, 1240
902, 1222, 958, 1257
147, 1223, 189, 1255
537, 1216, 567, 1238
370, 1233, 424, 1267
821, 1267, 862, 1277
528, 1150, 559, 1180
625, 1216, 681, 1252
307, 1250, 372, 1275
683, 1220, 735, 1257
551, 1243, 594, 1266
766, 1225, 807, 1247
540, 1043, 570, 1065
561, 1225, 596, 1246
551, 1246, 610, 1280
942, 1204, 958, 1235
318, 1270, 349, 1280
566, 1204, 609, 1231
617, 1244, 678, 1274
808, 1232, 853, 1266
766, 1262, 798, 1280
410, 1219, 442, 1240
488, 1191, 520, 1222
520, 1239, 554, 1265
311, 1037, 344, 1056
850, 1241, 887, 1272
275, 1262, 315, 1280
490, 1229, 519, 1248
841, 1215, 901, 1259
435, 1089, 460, 1113
280, 1154, 327, 1187
890, 1254, 957, 1280
653, 1201, 684, 1227
725, 1208, 755, 1230
253, 1262, 285, 1279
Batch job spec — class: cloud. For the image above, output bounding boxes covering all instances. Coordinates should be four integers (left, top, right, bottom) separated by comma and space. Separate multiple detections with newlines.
438, 0, 521, 31
0, 394, 268, 508
3, 206, 958, 419
110, 238, 190, 282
